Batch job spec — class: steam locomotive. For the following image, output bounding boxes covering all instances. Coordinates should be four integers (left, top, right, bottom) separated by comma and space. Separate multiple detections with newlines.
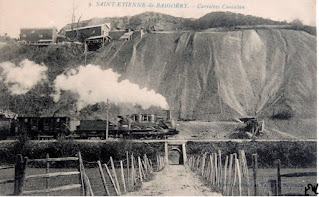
0, 110, 179, 140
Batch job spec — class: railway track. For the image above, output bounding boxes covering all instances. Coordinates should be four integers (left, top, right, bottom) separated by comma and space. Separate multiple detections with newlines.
0, 138, 316, 144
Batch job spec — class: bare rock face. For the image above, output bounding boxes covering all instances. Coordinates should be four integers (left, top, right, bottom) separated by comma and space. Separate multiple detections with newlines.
93, 29, 316, 122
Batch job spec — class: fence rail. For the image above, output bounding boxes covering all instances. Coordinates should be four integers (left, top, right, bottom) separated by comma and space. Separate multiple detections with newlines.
0, 152, 166, 196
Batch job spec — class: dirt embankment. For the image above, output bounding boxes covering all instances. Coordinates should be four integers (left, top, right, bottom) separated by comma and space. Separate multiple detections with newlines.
91, 29, 316, 137
125, 165, 221, 196
0, 28, 316, 138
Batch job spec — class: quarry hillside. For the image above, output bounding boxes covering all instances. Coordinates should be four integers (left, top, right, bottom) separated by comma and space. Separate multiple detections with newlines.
0, 12, 316, 138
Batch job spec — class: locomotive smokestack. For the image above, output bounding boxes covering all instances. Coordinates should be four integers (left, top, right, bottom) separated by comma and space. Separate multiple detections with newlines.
166, 110, 171, 120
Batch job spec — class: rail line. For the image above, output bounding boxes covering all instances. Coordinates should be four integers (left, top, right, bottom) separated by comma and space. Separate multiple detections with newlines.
0, 138, 316, 144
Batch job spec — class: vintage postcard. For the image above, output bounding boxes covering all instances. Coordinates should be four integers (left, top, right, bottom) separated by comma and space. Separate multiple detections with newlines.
0, 0, 317, 196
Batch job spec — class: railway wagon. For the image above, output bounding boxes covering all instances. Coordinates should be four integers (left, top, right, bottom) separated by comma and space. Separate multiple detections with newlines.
17, 116, 71, 139
0, 114, 17, 140
75, 120, 115, 139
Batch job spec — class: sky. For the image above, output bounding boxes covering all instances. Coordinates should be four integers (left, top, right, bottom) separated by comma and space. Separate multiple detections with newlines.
0, 0, 316, 38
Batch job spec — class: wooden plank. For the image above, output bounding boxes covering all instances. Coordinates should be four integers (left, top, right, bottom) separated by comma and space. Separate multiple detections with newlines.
0, 165, 15, 170
236, 158, 242, 196
218, 150, 222, 187
104, 163, 120, 196
143, 155, 148, 173
14, 154, 28, 196
46, 153, 49, 196
23, 184, 81, 195
280, 172, 317, 177
138, 157, 143, 182
276, 160, 281, 196
223, 155, 229, 194
77, 152, 85, 196
126, 151, 130, 190
232, 154, 237, 196
240, 150, 250, 196
29, 157, 78, 162
252, 154, 258, 196
0, 179, 14, 184
141, 160, 147, 178
97, 161, 110, 196
83, 169, 94, 196
209, 154, 214, 185
26, 171, 80, 180
201, 153, 206, 176
120, 160, 127, 193
110, 157, 121, 195
214, 153, 218, 187
131, 154, 135, 188
227, 154, 234, 196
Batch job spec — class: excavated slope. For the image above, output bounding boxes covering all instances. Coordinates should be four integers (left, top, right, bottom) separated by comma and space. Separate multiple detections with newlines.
92, 29, 316, 122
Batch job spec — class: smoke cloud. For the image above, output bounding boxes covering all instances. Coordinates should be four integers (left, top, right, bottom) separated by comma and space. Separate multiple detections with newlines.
0, 59, 48, 95
52, 64, 169, 110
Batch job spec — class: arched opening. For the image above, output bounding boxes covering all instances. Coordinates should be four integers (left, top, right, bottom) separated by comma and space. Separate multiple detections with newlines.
168, 148, 183, 165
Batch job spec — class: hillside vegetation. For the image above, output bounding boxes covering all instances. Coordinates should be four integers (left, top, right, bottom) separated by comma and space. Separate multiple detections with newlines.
62, 12, 316, 35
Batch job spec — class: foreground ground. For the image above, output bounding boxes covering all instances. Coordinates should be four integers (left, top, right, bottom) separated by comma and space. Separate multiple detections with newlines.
0, 165, 316, 196
125, 165, 221, 196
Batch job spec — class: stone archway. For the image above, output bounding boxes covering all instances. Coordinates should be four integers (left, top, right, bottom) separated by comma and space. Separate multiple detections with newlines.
165, 142, 187, 165
168, 147, 183, 165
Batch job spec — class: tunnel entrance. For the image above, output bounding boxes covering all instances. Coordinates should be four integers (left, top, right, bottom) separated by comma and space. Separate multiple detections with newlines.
168, 148, 183, 165
165, 142, 187, 165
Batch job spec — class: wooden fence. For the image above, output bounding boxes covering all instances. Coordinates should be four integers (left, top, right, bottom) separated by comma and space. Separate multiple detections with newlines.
268, 159, 317, 196
187, 150, 257, 196
0, 152, 166, 196
0, 152, 92, 196
96, 153, 166, 196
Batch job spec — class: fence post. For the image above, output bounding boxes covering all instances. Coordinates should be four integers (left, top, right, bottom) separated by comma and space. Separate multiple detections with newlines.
120, 160, 127, 193
46, 153, 50, 196
201, 153, 206, 176
218, 150, 222, 188
110, 157, 121, 195
227, 154, 233, 196
276, 159, 281, 196
104, 163, 119, 196
77, 152, 85, 196
138, 157, 143, 182
126, 151, 129, 190
131, 154, 135, 188
223, 155, 229, 195
232, 153, 237, 196
209, 154, 214, 185
97, 161, 110, 196
252, 154, 258, 196
214, 153, 218, 187
14, 154, 28, 196
240, 150, 250, 196
236, 158, 242, 196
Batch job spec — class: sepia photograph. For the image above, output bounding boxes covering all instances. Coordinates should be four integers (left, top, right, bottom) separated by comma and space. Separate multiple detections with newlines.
0, 0, 317, 196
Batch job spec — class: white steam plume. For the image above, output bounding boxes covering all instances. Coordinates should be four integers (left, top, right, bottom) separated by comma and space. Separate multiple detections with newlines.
0, 59, 48, 95
52, 64, 169, 110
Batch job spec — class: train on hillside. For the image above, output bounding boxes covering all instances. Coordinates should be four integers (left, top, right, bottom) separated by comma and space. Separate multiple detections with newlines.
0, 110, 179, 140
